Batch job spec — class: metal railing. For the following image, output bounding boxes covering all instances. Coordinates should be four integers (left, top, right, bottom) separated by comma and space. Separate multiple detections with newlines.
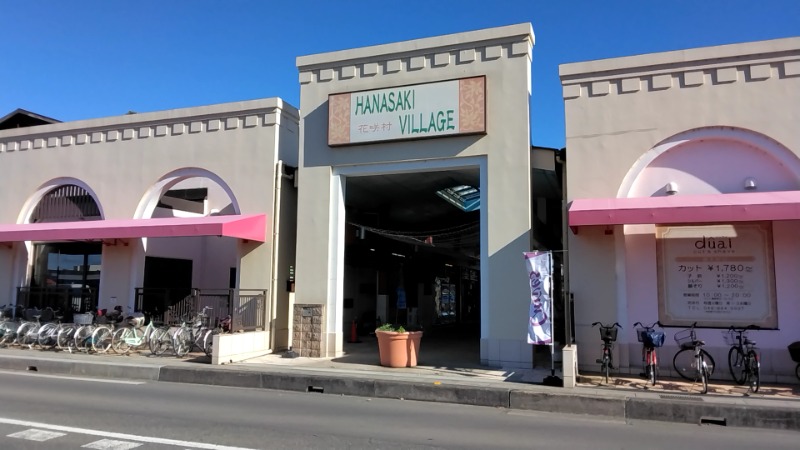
16, 286, 97, 314
134, 287, 268, 332
232, 290, 267, 332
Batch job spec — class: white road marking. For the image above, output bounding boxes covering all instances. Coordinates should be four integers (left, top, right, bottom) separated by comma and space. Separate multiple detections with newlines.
8, 428, 66, 441
0, 369, 146, 384
83, 438, 143, 449
0, 417, 257, 450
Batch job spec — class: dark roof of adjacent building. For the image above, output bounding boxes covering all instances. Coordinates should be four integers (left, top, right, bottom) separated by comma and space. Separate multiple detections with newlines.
0, 108, 60, 130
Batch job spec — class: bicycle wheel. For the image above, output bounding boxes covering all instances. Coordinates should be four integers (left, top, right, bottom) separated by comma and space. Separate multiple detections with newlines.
37, 323, 58, 348
728, 346, 747, 384
56, 325, 76, 350
700, 365, 709, 394
747, 350, 760, 393
202, 329, 214, 357
149, 327, 172, 356
112, 327, 132, 354
650, 351, 658, 386
92, 327, 113, 353
0, 322, 16, 345
20, 323, 40, 348
603, 352, 610, 384
672, 348, 695, 380
173, 328, 191, 357
73, 326, 94, 352
702, 349, 716, 378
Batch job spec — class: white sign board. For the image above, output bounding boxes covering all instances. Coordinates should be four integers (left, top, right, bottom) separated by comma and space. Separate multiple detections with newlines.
328, 77, 486, 146
656, 222, 777, 328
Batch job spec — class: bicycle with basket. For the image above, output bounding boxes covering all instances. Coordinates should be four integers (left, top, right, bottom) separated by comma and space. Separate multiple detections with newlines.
634, 321, 665, 386
672, 322, 715, 394
591, 322, 621, 384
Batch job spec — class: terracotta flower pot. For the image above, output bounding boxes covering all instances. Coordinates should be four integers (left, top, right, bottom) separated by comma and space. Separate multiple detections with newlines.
375, 330, 423, 367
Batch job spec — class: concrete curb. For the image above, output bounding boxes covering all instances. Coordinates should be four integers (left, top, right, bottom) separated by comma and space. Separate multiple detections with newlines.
510, 391, 627, 417
626, 397, 800, 430
0, 354, 161, 381
2, 355, 799, 431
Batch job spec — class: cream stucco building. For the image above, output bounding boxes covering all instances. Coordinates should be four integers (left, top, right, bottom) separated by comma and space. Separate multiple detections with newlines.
0, 100, 299, 363
293, 24, 547, 367
563, 37, 800, 382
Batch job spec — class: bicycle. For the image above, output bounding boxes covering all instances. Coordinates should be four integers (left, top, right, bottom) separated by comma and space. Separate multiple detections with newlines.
36, 310, 66, 350
57, 312, 94, 353
17, 307, 54, 349
724, 325, 760, 393
0, 305, 17, 346
672, 322, 715, 394
591, 322, 621, 383
148, 306, 179, 356
634, 321, 665, 386
72, 312, 117, 353
173, 306, 214, 357
112, 310, 165, 355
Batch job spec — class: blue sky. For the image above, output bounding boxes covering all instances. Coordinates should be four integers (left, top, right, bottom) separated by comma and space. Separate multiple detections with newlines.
2, 1, 798, 149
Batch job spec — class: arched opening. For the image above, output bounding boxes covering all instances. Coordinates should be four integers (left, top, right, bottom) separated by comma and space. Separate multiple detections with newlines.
19, 183, 104, 316
134, 169, 245, 327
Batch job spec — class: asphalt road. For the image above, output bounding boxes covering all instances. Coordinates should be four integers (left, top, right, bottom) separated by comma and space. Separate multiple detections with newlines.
0, 369, 797, 449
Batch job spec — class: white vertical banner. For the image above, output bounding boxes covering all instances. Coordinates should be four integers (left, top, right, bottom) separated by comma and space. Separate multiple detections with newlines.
524, 251, 553, 345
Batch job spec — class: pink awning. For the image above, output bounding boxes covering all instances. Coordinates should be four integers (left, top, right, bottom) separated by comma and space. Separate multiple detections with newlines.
0, 214, 267, 243
569, 190, 800, 232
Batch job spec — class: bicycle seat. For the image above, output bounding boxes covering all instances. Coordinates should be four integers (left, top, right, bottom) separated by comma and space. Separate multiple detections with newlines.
745, 338, 757, 346
33, 314, 41, 320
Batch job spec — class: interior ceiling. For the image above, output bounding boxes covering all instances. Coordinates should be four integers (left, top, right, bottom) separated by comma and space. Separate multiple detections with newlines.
344, 167, 561, 260
345, 169, 480, 230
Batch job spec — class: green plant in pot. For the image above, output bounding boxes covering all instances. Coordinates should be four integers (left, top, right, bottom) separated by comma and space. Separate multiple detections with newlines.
375, 323, 423, 368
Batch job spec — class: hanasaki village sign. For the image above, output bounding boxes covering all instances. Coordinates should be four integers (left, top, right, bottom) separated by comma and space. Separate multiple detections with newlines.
327, 77, 486, 146
656, 222, 778, 328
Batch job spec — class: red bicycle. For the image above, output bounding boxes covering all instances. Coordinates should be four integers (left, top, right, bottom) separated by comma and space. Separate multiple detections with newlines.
634, 321, 665, 386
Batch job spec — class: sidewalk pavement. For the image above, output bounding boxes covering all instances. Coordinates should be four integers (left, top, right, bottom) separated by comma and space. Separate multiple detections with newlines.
0, 344, 798, 431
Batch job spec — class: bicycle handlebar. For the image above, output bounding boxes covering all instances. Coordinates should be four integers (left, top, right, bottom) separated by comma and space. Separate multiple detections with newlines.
592, 322, 622, 329
728, 324, 761, 332
633, 321, 661, 329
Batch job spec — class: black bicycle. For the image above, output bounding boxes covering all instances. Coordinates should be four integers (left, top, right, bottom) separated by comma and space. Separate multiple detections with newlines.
634, 321, 664, 386
592, 322, 621, 383
672, 322, 715, 394
725, 325, 760, 393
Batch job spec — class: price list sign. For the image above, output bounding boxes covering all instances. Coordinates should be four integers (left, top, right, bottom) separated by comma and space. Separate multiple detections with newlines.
656, 222, 777, 328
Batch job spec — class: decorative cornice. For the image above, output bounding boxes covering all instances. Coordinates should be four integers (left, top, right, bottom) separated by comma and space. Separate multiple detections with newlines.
562, 59, 800, 100
296, 24, 533, 86
560, 37, 800, 100
0, 98, 299, 154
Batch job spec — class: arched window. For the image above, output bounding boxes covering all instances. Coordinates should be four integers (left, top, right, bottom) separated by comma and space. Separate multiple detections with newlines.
30, 184, 101, 223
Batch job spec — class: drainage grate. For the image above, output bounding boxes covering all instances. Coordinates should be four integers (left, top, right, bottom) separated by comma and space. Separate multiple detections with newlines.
700, 416, 727, 426
659, 394, 704, 401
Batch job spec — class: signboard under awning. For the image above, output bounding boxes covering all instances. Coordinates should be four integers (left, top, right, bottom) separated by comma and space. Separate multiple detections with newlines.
656, 222, 777, 328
